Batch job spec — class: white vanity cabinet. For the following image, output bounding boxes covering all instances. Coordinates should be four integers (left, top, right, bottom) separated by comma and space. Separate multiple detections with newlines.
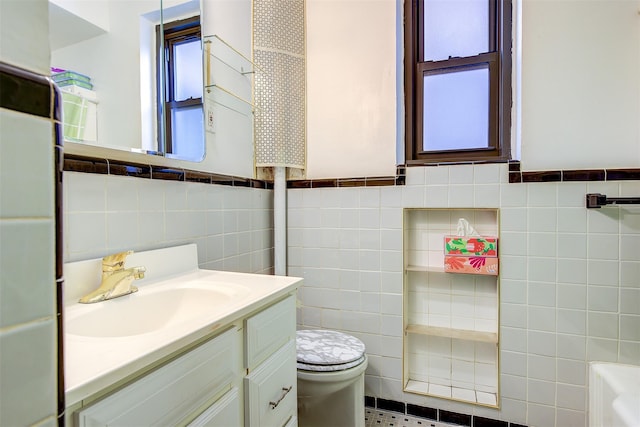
75, 327, 242, 426
244, 295, 297, 427
70, 294, 299, 427
188, 387, 242, 427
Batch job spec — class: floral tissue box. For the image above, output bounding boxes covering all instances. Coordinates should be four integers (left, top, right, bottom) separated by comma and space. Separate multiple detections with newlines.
444, 236, 498, 275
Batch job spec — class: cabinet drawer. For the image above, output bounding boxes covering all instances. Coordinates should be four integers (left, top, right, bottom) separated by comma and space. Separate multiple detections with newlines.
283, 415, 298, 427
245, 340, 297, 427
245, 295, 295, 370
188, 387, 242, 427
76, 327, 239, 426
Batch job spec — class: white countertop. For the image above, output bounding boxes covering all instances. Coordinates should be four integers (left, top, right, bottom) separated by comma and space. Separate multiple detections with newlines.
63, 246, 302, 407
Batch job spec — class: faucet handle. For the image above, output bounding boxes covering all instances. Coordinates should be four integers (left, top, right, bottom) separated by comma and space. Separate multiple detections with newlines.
102, 250, 133, 272
131, 266, 146, 280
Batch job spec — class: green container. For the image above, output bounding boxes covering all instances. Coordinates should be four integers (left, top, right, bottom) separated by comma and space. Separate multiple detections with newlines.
52, 70, 91, 83
56, 78, 94, 90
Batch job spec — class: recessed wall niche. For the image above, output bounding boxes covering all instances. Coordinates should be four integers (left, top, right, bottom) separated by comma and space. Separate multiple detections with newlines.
403, 208, 500, 407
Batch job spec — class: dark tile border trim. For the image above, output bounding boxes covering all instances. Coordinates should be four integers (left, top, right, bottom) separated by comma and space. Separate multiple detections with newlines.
508, 161, 640, 184
184, 170, 212, 184
376, 398, 406, 414
0, 62, 52, 119
287, 165, 407, 189
605, 169, 640, 181
64, 155, 109, 174
110, 161, 152, 179
562, 169, 606, 182
293, 161, 639, 188
364, 395, 376, 408
55, 128, 65, 426
149, 166, 180, 181
365, 397, 527, 427
1, 61, 67, 425
406, 403, 437, 420
61, 155, 639, 189
474, 416, 509, 427
440, 409, 472, 426
62, 154, 273, 189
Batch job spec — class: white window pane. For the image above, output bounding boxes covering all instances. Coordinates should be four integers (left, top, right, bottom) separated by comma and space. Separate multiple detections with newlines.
174, 39, 203, 101
422, 65, 489, 151
423, 0, 489, 61
171, 105, 204, 161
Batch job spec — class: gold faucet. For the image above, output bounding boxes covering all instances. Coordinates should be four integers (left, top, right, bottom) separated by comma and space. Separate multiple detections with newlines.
79, 250, 146, 304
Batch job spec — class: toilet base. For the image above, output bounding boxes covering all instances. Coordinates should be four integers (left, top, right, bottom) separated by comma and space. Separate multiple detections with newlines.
297, 358, 367, 427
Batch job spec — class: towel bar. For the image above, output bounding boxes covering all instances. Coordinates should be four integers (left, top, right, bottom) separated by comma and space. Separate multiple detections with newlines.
586, 193, 640, 208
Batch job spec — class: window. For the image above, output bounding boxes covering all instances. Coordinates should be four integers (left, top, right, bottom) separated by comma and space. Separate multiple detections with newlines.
404, 0, 512, 164
157, 16, 204, 160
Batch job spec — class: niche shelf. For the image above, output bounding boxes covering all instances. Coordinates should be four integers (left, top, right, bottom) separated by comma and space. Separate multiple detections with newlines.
405, 324, 498, 344
402, 208, 500, 408
405, 265, 444, 273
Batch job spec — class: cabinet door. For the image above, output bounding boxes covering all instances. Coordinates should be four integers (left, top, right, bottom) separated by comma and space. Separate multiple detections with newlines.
246, 295, 296, 371
76, 327, 239, 426
245, 340, 296, 427
188, 387, 242, 427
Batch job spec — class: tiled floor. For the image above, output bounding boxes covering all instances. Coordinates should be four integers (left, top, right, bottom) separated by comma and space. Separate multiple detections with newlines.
365, 408, 454, 427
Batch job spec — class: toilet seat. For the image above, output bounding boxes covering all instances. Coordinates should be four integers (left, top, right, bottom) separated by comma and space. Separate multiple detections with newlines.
296, 330, 366, 372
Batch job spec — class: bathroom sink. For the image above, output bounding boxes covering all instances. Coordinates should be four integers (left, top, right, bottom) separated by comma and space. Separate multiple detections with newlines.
66, 282, 250, 338
63, 244, 304, 407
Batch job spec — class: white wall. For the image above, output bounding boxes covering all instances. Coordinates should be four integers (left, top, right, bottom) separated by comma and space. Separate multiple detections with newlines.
305, 0, 640, 178
2, 0, 50, 76
306, 0, 398, 179
49, 0, 110, 34
520, 0, 640, 171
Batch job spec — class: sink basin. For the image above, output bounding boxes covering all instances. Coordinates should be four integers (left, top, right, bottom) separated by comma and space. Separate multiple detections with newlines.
66, 282, 250, 338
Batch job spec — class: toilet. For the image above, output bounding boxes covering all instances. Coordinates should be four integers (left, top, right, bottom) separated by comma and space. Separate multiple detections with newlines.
296, 329, 368, 427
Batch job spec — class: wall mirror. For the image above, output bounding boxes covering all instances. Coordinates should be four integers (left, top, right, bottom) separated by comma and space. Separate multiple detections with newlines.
49, 0, 206, 163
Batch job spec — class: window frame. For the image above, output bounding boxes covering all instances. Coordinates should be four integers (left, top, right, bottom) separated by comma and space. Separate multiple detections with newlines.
404, 0, 512, 165
156, 16, 202, 155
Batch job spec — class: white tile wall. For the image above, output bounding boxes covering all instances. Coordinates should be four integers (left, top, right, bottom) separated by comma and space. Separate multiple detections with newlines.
0, 219, 55, 327
0, 319, 57, 426
64, 172, 274, 274
9, 153, 635, 426
1, 1, 57, 423
291, 163, 640, 427
0, 115, 54, 218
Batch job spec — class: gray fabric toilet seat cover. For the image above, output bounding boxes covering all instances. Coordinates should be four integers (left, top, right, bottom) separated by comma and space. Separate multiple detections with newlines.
296, 329, 366, 372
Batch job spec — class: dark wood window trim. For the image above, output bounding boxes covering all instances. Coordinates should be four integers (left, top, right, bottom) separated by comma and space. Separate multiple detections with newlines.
156, 16, 202, 154
405, 0, 512, 165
